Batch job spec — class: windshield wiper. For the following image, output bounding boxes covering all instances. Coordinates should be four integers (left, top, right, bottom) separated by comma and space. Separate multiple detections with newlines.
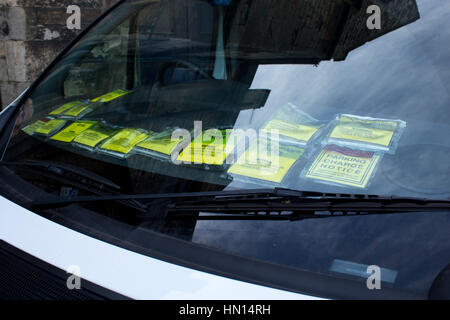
167, 191, 450, 221
0, 160, 148, 211
29, 188, 282, 210
28, 187, 450, 221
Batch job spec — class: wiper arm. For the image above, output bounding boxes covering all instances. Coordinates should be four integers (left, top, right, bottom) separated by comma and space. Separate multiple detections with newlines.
28, 187, 450, 221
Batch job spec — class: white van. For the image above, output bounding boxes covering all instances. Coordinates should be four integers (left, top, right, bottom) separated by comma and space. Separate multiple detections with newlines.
0, 0, 450, 300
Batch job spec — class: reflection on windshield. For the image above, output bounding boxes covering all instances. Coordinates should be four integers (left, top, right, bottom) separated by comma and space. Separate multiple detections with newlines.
193, 0, 450, 298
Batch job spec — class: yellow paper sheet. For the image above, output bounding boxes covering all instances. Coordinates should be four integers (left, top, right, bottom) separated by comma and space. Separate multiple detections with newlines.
228, 142, 305, 183
339, 115, 399, 129
62, 103, 92, 118
49, 101, 85, 116
262, 119, 321, 143
33, 119, 67, 136
330, 115, 400, 147
50, 121, 97, 143
330, 125, 394, 147
91, 89, 130, 103
177, 129, 231, 165
136, 134, 184, 156
100, 128, 149, 155
73, 125, 117, 148
22, 120, 46, 135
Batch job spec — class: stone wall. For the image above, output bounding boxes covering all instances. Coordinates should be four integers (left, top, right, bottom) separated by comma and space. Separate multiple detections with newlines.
0, 0, 117, 108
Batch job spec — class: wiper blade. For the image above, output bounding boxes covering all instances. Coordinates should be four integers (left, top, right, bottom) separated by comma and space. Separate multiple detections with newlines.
0, 160, 121, 190
28, 187, 450, 221
168, 194, 450, 221
29, 188, 281, 210
0, 160, 147, 211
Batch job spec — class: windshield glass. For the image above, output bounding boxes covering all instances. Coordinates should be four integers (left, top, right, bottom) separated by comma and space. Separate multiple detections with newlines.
2, 0, 450, 298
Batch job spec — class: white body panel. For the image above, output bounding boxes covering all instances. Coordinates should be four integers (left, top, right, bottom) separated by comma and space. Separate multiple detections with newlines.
0, 195, 320, 300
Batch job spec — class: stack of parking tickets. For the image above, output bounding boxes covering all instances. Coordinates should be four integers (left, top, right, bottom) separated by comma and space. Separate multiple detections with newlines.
22, 119, 47, 136
49, 101, 95, 120
261, 103, 324, 146
177, 129, 232, 166
50, 121, 98, 143
134, 128, 186, 161
98, 128, 150, 159
326, 114, 406, 153
228, 138, 306, 184
47, 89, 131, 121
72, 123, 118, 151
49, 101, 84, 117
23, 118, 67, 137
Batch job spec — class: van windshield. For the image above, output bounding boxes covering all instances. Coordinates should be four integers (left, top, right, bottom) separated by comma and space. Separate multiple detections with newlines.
2, 0, 450, 299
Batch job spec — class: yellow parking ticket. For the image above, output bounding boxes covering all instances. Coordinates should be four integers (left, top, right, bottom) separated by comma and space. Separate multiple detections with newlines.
136, 132, 184, 156
330, 124, 394, 147
73, 124, 117, 148
329, 115, 401, 148
50, 121, 97, 143
304, 145, 380, 189
228, 141, 305, 183
339, 115, 399, 129
33, 118, 67, 136
100, 128, 149, 155
262, 119, 321, 144
91, 89, 130, 103
62, 102, 93, 118
22, 119, 46, 135
49, 101, 86, 116
177, 129, 231, 165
